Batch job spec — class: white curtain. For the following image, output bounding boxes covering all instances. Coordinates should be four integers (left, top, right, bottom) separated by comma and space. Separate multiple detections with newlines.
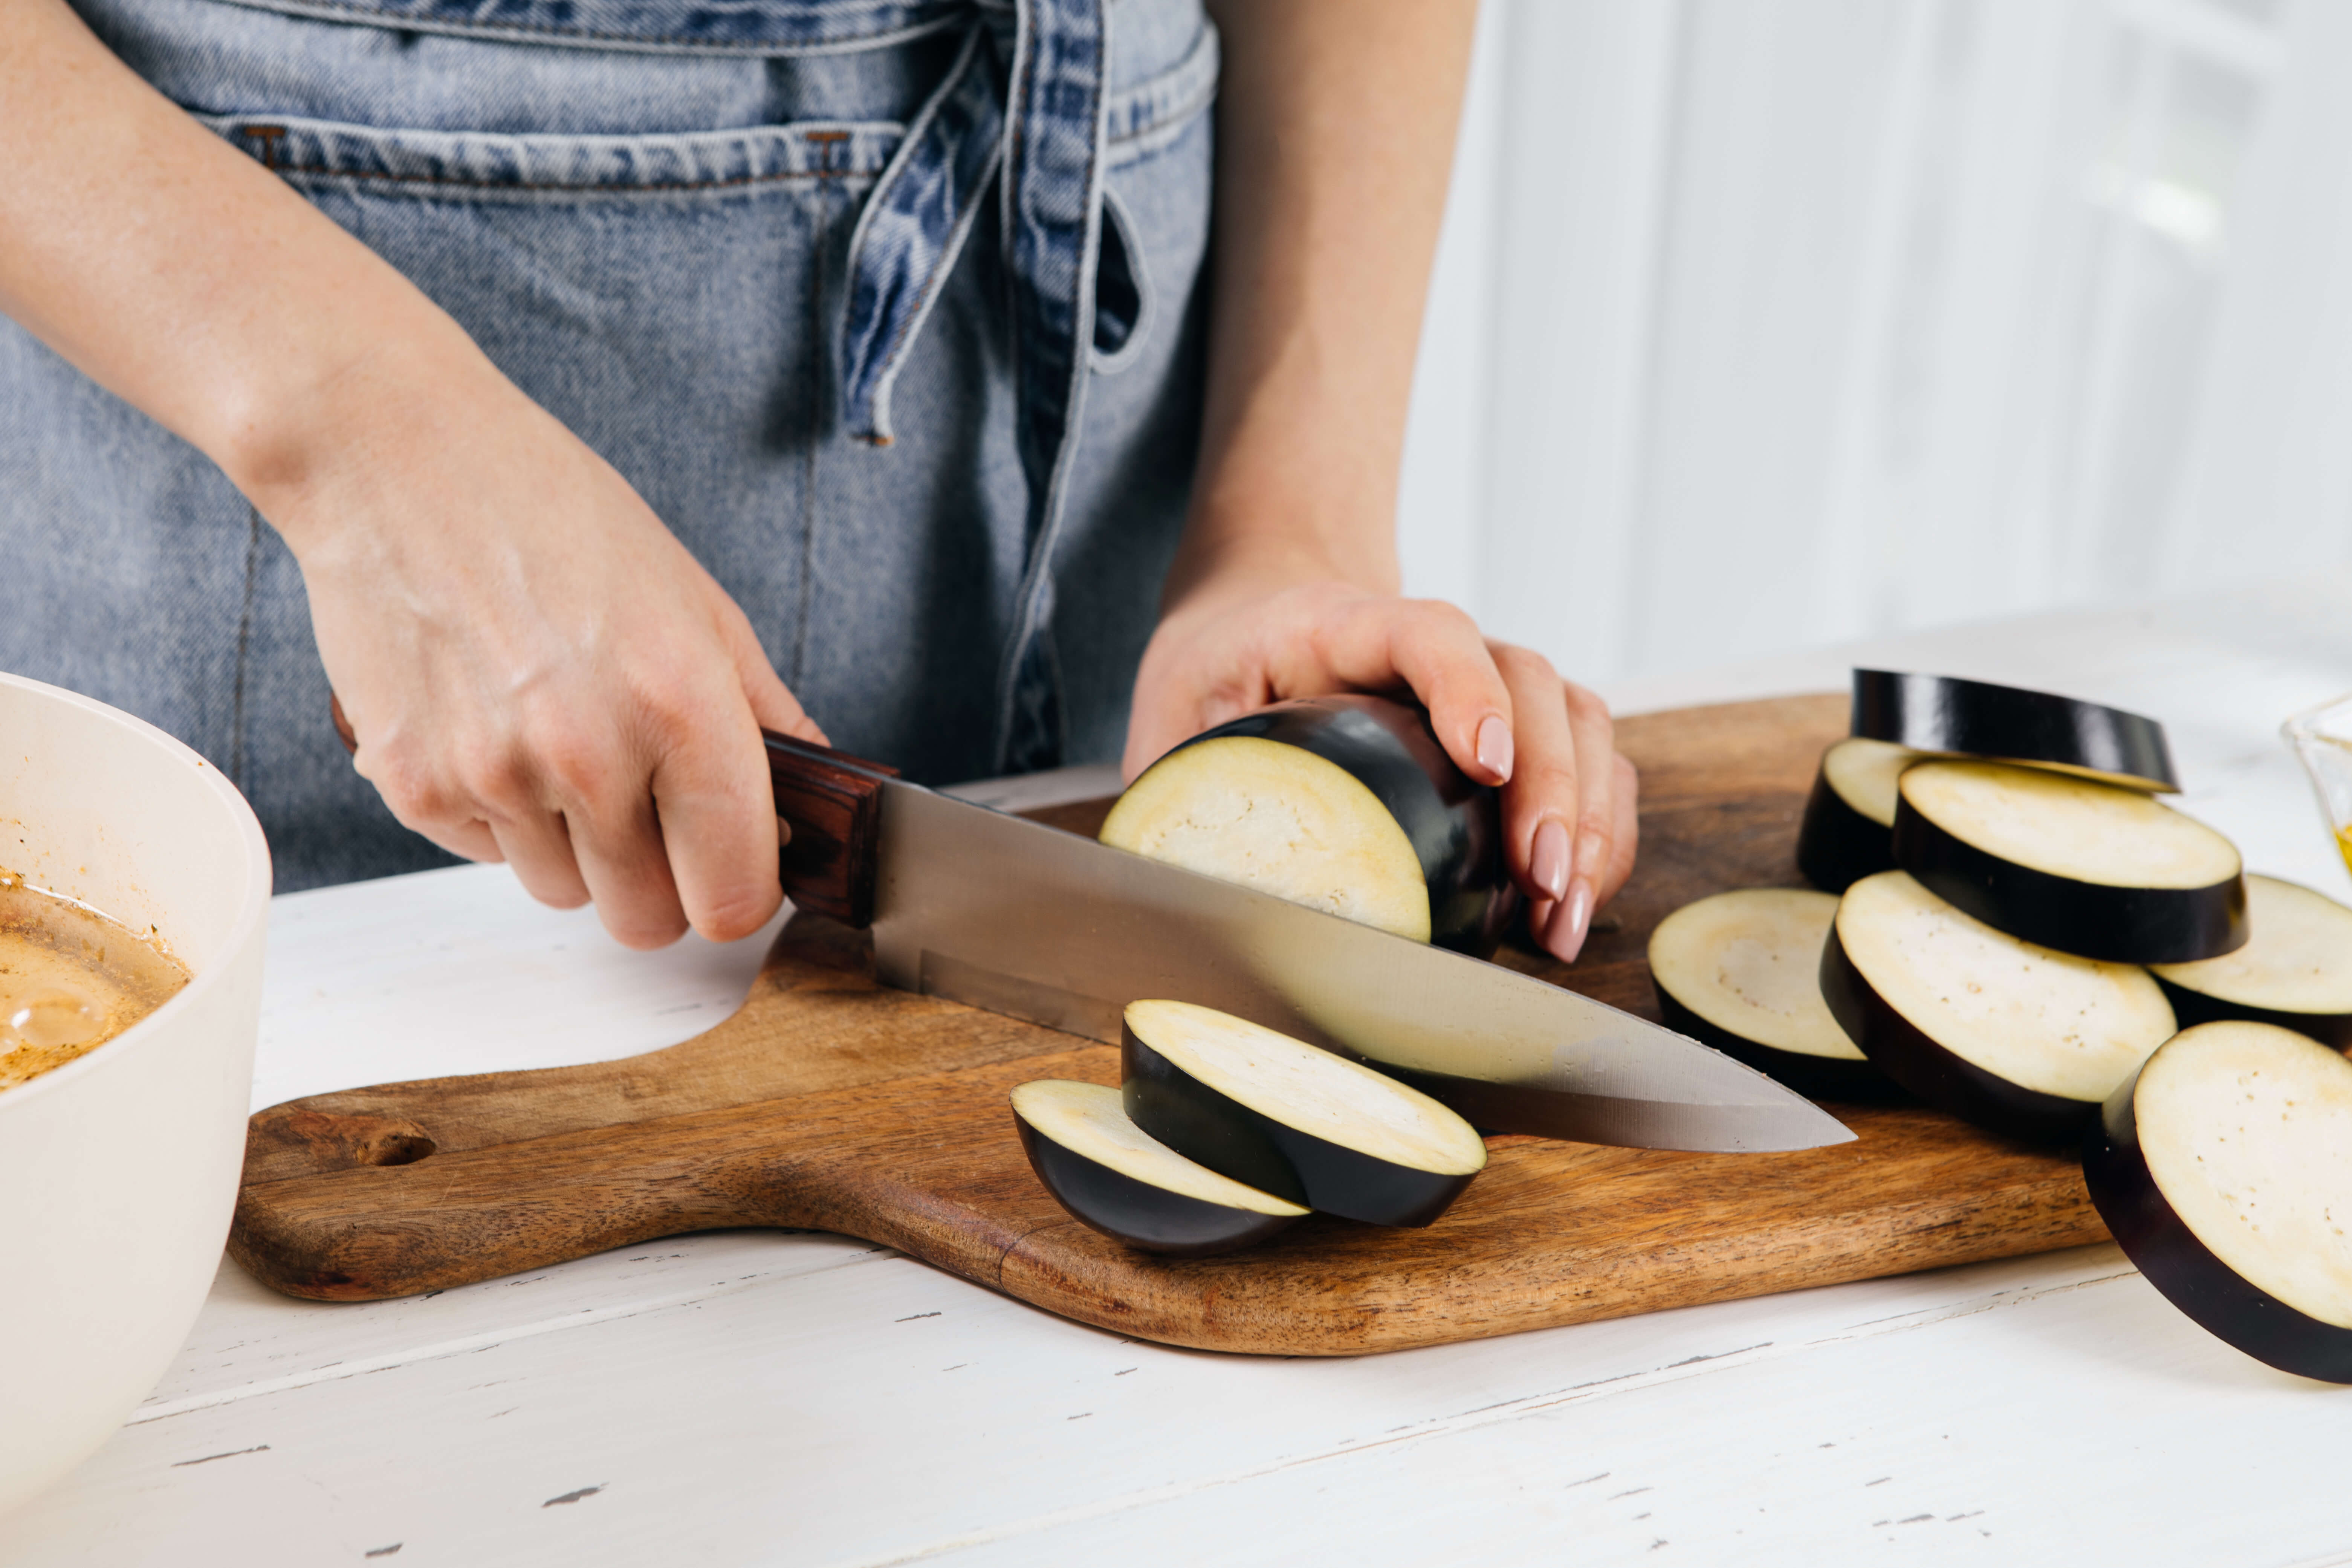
1399, 0, 2352, 686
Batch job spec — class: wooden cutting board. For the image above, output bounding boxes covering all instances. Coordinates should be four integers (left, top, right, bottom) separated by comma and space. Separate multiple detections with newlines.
229, 694, 2109, 1355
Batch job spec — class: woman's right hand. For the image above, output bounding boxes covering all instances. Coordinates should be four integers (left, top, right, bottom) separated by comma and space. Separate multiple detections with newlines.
3, 1, 813, 949
265, 339, 821, 950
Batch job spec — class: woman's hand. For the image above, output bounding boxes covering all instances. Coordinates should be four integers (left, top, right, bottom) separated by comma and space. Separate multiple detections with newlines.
1154, 5, 1628, 960
1128, 565, 1637, 964
0, 4, 815, 949
270, 344, 821, 950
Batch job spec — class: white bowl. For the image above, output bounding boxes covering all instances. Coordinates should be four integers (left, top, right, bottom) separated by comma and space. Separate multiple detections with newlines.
0, 673, 271, 1518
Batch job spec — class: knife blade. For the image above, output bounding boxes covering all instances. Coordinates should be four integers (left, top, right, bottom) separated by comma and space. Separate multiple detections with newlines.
766, 732, 1853, 1153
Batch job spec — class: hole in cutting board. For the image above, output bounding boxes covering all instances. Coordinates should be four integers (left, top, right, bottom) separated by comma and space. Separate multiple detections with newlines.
363, 1131, 437, 1167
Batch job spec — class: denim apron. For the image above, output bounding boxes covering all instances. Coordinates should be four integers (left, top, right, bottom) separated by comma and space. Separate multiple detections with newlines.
0, 0, 1214, 889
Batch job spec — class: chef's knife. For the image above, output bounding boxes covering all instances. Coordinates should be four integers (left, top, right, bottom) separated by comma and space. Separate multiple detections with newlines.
766, 731, 1854, 1153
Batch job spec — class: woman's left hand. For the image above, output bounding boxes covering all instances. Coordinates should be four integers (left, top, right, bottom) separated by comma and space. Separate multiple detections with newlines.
1126, 568, 1637, 965
1142, 4, 1630, 960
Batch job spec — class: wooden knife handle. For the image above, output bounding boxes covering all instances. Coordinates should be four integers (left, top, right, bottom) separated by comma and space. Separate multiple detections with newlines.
765, 731, 897, 928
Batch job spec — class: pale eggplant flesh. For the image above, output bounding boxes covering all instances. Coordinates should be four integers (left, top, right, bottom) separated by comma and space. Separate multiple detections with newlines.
1100, 695, 1518, 955
1011, 1080, 1308, 1256
1647, 887, 1898, 1103
1892, 760, 2247, 964
2084, 1021, 2352, 1383
1822, 871, 2176, 1145
2149, 875, 2352, 1048
1796, 738, 1917, 895
1852, 669, 2179, 792
1119, 999, 1486, 1228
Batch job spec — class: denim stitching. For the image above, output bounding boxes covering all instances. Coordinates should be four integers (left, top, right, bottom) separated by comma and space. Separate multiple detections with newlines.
231, 506, 263, 792
990, 0, 1107, 771
794, 181, 831, 687
209, 0, 963, 55
259, 160, 869, 193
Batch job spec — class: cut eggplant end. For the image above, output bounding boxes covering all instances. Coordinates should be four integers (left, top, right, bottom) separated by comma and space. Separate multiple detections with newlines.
1100, 695, 1518, 955
1011, 1080, 1307, 1257
1824, 871, 2175, 1144
2149, 875, 2352, 1047
1824, 737, 1918, 827
1120, 998, 1484, 1228
2086, 1022, 2352, 1382
1851, 669, 2179, 792
1893, 760, 2247, 963
1796, 740, 1917, 894
1648, 888, 1898, 1102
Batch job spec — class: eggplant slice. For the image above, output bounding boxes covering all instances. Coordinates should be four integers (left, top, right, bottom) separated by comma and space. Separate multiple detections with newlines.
2150, 875, 2352, 1047
1892, 759, 2247, 964
1822, 871, 2176, 1143
1012, 1080, 1308, 1256
2085, 1021, 2352, 1383
1100, 695, 1518, 955
1648, 888, 1894, 1102
1852, 669, 2179, 792
1796, 738, 1918, 894
1120, 999, 1486, 1228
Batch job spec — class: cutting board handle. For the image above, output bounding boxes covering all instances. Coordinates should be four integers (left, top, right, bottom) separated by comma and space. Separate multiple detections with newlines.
765, 731, 897, 928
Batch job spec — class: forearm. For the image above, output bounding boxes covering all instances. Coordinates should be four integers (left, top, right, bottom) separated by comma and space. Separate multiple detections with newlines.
0, 0, 495, 538
1176, 0, 1478, 603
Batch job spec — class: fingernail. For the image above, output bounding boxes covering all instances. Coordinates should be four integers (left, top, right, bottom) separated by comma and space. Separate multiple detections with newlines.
1546, 878, 1595, 965
1475, 715, 1513, 783
1530, 818, 1571, 903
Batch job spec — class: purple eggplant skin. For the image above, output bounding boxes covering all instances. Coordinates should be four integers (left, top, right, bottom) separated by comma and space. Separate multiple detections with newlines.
1120, 1024, 1477, 1229
1819, 928, 2094, 1145
1891, 795, 2247, 965
2084, 1068, 2352, 1383
1012, 1113, 1301, 1258
1796, 766, 1897, 895
1852, 669, 2179, 791
1652, 977, 1907, 1105
1155, 695, 1520, 957
2150, 977, 2352, 1051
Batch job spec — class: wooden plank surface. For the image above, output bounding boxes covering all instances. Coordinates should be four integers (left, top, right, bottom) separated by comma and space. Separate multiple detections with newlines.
227, 694, 2107, 1354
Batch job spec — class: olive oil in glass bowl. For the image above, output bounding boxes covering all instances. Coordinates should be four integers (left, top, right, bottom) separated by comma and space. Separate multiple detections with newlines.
2283, 694, 2352, 876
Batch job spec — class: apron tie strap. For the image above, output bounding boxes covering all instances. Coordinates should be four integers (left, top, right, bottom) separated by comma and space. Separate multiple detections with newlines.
838, 0, 1111, 773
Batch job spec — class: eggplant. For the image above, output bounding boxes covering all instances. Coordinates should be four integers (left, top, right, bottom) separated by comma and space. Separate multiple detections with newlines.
1011, 1079, 1307, 1256
1796, 738, 1918, 894
1852, 669, 2179, 792
1647, 887, 1895, 1102
1100, 695, 1518, 955
2084, 1021, 2352, 1383
2149, 875, 2352, 1048
1821, 871, 2176, 1144
1891, 759, 2247, 964
1119, 999, 1486, 1228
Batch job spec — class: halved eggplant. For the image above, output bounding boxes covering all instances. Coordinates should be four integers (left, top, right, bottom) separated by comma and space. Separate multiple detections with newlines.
1099, 695, 1518, 955
1796, 738, 1919, 894
2149, 875, 2352, 1048
2084, 1021, 2352, 1383
1852, 669, 2179, 792
1011, 1079, 1308, 1256
1119, 999, 1486, 1227
1648, 887, 1894, 1102
1892, 759, 2247, 964
1822, 871, 2176, 1143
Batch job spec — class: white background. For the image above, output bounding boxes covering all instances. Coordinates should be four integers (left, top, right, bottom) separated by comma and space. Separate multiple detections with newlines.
1398, 0, 2352, 689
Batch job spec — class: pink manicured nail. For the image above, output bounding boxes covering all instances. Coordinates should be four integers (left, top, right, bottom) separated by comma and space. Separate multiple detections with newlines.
1546, 878, 1595, 965
1530, 818, 1571, 903
1475, 715, 1513, 782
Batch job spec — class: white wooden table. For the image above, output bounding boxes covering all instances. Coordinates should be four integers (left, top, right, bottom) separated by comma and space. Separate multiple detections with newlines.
9, 575, 2352, 1567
